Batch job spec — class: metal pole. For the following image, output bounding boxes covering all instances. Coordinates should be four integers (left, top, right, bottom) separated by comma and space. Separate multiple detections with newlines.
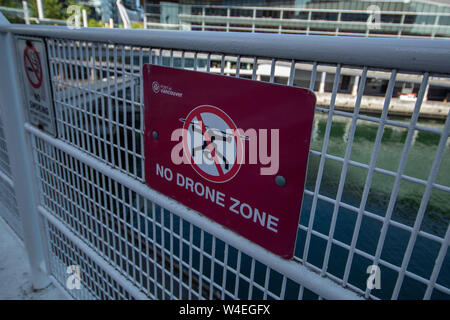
252, 8, 255, 33
336, 11, 341, 36
319, 71, 326, 93
279, 10, 283, 34
307, 10, 311, 35
227, 8, 230, 33
1, 25, 450, 74
0, 13, 50, 289
352, 75, 360, 96
22, 1, 30, 25
202, 7, 205, 31
398, 13, 405, 38
82, 9, 88, 28
431, 14, 439, 39
424, 83, 430, 101
36, 0, 44, 20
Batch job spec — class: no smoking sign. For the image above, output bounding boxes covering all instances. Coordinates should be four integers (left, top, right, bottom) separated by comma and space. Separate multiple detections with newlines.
144, 65, 316, 258
23, 44, 43, 89
16, 37, 56, 136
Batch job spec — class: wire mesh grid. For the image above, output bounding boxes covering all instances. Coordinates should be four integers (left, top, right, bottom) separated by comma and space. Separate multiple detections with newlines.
33, 135, 318, 300
38, 37, 450, 300
0, 112, 21, 236
47, 39, 144, 181
45, 218, 134, 300
0, 175, 21, 236
0, 114, 12, 178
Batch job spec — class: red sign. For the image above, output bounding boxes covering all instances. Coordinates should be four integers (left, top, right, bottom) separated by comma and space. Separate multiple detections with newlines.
23, 43, 43, 89
143, 65, 316, 259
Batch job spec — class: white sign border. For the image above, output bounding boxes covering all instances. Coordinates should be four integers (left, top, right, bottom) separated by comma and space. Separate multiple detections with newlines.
15, 35, 57, 137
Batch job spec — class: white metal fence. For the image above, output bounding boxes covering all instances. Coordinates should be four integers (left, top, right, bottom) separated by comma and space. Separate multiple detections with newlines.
0, 18, 449, 300
0, 111, 21, 237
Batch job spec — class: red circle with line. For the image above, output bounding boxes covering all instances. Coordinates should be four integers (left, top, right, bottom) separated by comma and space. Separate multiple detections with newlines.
182, 105, 243, 183
23, 44, 43, 89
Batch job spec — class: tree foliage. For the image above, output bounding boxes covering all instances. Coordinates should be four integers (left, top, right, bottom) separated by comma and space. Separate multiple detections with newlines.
0, 0, 22, 8
28, 0, 63, 19
22, 0, 92, 21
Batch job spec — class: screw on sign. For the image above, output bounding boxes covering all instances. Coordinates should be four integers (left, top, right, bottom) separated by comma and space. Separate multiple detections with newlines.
181, 105, 244, 183
23, 41, 43, 89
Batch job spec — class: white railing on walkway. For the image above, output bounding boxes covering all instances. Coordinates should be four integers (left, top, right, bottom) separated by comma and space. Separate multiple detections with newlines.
0, 17, 449, 300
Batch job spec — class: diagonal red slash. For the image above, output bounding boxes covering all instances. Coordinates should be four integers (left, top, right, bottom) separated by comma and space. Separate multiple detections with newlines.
24, 48, 42, 86
197, 113, 225, 176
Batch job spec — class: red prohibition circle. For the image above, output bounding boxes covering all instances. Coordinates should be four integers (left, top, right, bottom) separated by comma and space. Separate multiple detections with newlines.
182, 105, 243, 183
23, 44, 43, 89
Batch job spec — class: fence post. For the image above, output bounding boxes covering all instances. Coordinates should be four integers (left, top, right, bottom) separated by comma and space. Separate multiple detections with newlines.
319, 71, 327, 93
82, 9, 88, 28
0, 13, 50, 289
36, 0, 44, 20
22, 1, 30, 25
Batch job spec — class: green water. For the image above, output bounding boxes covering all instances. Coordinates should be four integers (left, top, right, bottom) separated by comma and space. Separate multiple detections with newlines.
307, 112, 450, 237
295, 112, 450, 299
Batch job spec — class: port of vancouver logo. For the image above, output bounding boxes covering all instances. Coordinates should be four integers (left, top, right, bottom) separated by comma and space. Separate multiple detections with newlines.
152, 81, 160, 93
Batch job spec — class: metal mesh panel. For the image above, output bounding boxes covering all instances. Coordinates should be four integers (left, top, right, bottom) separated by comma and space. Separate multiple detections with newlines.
0, 175, 21, 236
47, 39, 144, 181
0, 114, 12, 178
39, 37, 450, 300
45, 218, 134, 300
0, 111, 21, 236
33, 135, 320, 299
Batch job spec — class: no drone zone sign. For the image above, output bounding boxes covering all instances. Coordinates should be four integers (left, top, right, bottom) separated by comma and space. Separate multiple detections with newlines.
143, 65, 316, 259
16, 36, 56, 136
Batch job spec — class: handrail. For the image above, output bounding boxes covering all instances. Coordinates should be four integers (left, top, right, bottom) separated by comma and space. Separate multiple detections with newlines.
1, 24, 450, 74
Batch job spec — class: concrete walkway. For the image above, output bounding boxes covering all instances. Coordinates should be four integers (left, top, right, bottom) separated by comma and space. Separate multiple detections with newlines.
0, 216, 66, 300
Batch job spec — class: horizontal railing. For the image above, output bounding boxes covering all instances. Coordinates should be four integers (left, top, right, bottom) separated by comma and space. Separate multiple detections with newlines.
2, 25, 450, 74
